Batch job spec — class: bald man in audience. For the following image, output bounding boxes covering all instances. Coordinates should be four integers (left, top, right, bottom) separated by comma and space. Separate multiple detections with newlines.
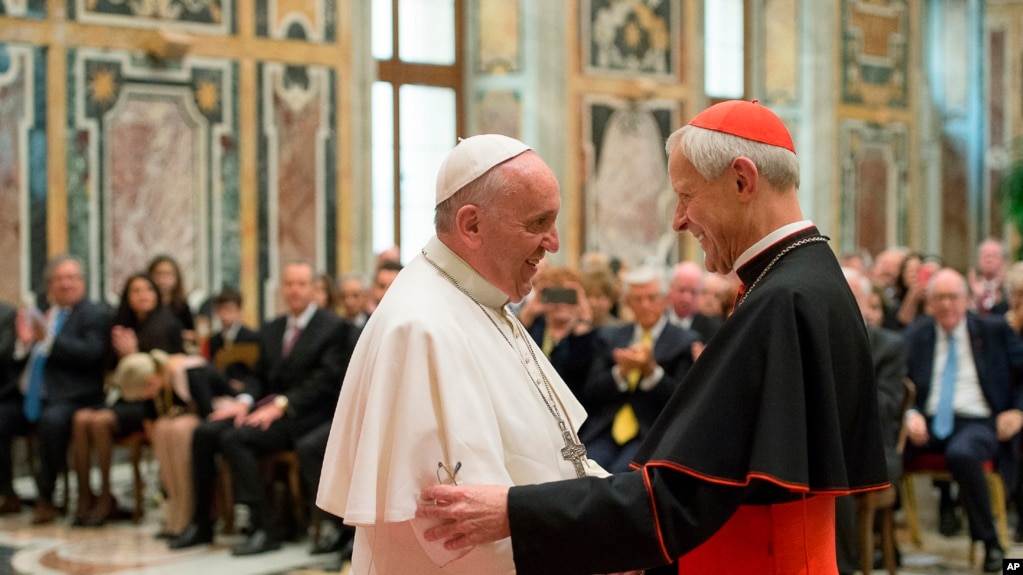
666, 261, 721, 342
903, 267, 1023, 572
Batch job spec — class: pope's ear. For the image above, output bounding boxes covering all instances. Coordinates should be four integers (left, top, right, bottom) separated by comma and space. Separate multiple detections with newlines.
731, 157, 759, 202
455, 204, 484, 248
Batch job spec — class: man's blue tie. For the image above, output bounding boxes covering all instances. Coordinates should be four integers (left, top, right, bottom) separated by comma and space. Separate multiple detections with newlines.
932, 331, 958, 440
23, 309, 67, 423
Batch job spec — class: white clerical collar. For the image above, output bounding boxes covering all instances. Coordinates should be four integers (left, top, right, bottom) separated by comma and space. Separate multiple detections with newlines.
733, 220, 815, 272
423, 236, 510, 310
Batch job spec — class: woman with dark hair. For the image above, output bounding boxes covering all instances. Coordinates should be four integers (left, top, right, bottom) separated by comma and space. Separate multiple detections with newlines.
891, 253, 944, 328
148, 254, 195, 347
69, 273, 184, 526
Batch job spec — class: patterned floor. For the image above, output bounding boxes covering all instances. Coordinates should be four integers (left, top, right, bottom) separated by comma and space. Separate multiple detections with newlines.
0, 515, 349, 575
0, 461, 350, 575
0, 467, 1019, 574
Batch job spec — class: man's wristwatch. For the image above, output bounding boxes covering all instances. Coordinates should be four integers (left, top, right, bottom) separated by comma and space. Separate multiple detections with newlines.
273, 394, 290, 412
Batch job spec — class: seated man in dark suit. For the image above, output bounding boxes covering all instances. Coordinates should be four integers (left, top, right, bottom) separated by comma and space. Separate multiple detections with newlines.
0, 255, 111, 524
294, 310, 363, 562
579, 266, 700, 473
170, 261, 356, 556
835, 268, 908, 575
667, 261, 722, 343
903, 267, 1023, 572
0, 301, 22, 515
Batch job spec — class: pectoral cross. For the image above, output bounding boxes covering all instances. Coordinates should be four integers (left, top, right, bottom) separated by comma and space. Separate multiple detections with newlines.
561, 429, 588, 478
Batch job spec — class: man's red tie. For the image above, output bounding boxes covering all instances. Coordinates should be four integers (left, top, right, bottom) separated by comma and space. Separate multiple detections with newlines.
282, 324, 301, 358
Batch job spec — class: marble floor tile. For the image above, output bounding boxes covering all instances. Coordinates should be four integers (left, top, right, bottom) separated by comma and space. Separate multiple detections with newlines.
0, 463, 349, 575
2, 466, 1022, 574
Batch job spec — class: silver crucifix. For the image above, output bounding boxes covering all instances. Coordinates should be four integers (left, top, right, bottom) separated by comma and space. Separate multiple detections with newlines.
561, 429, 588, 477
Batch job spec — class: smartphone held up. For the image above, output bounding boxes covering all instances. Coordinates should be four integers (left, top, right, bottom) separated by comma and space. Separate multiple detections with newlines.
541, 286, 577, 305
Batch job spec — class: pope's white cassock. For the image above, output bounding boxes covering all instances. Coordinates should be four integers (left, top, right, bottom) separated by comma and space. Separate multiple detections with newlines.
317, 236, 606, 574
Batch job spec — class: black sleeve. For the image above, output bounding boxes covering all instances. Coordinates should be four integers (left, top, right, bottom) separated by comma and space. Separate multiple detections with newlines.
508, 467, 745, 575
874, 334, 907, 426
0, 304, 19, 402
287, 318, 353, 417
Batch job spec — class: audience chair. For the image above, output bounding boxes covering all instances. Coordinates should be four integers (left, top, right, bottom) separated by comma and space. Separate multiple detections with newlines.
115, 430, 151, 523
263, 451, 306, 537
857, 378, 915, 575
218, 450, 306, 539
25, 430, 149, 522
214, 465, 236, 534
901, 453, 1010, 564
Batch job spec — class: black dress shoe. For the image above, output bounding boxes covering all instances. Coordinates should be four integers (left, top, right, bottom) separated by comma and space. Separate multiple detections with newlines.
168, 523, 213, 549
310, 528, 344, 555
231, 529, 281, 556
984, 542, 1005, 573
338, 537, 354, 562
316, 538, 354, 573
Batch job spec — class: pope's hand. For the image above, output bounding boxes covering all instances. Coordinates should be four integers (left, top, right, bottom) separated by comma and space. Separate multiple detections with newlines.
416, 484, 511, 549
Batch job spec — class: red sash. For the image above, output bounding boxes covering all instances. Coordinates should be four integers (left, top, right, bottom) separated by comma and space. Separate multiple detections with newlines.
677, 496, 837, 574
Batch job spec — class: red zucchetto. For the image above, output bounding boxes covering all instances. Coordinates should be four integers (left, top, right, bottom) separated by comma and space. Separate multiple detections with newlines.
688, 99, 796, 154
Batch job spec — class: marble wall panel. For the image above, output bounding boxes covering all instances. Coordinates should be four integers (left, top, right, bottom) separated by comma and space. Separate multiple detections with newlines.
764, 0, 799, 105
942, 135, 970, 268
478, 0, 520, 73
582, 0, 680, 79
105, 86, 204, 300
583, 95, 679, 267
475, 89, 521, 138
0, 44, 46, 306
65, 65, 91, 287
0, 44, 29, 304
987, 27, 1007, 235
839, 120, 909, 256
216, 93, 242, 295
68, 49, 237, 303
70, 0, 234, 34
841, 0, 909, 107
256, 0, 336, 42
939, 0, 969, 114
258, 62, 335, 318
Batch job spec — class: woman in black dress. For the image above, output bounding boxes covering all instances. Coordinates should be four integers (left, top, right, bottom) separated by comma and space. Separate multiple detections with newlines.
70, 273, 183, 526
